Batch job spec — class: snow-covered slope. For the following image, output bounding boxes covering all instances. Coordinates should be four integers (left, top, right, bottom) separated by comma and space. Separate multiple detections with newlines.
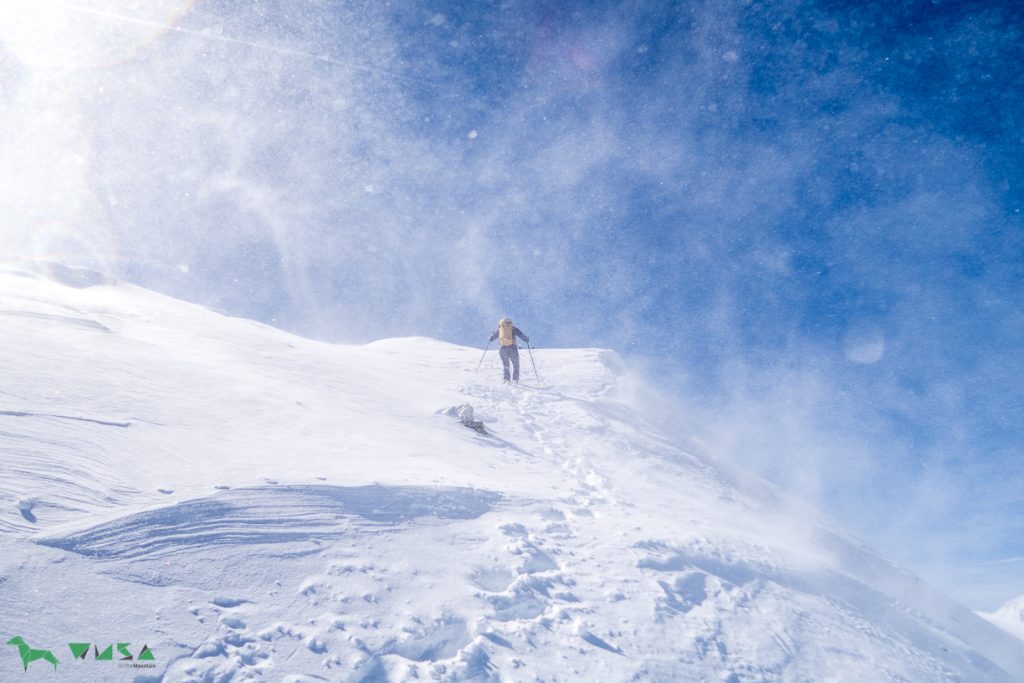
1, 266, 1022, 682
985, 597, 1024, 643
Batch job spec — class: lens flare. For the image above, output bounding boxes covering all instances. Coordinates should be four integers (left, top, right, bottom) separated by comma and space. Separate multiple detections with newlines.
0, 0, 196, 71
0, 1, 194, 271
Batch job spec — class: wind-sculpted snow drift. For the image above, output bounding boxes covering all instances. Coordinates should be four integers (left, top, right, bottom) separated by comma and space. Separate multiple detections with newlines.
38, 485, 502, 560
0, 268, 1022, 681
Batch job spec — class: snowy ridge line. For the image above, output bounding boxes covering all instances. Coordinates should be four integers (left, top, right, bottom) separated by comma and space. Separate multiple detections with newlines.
2, 275, 1024, 681
36, 484, 503, 560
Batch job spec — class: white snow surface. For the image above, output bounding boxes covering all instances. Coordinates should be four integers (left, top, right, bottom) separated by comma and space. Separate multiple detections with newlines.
1, 266, 1023, 682
984, 596, 1024, 643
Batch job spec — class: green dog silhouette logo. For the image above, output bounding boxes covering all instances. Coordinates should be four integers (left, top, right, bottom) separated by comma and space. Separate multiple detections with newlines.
6, 636, 59, 671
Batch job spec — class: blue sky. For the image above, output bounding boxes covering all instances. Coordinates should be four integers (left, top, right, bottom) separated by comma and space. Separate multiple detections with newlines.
1, 0, 1022, 609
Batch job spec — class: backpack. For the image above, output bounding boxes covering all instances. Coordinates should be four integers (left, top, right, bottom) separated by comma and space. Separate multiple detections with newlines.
498, 319, 515, 346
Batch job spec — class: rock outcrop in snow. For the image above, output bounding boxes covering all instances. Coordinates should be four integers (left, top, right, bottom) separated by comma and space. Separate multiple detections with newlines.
440, 404, 488, 434
0, 271, 1022, 681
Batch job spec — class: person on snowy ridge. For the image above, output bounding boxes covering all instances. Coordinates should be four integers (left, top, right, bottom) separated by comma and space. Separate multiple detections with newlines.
489, 317, 529, 383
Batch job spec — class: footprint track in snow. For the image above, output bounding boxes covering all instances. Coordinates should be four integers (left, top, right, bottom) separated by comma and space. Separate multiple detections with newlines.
468, 380, 619, 515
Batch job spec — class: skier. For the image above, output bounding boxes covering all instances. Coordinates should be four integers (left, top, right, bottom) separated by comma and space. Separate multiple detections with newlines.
489, 318, 529, 383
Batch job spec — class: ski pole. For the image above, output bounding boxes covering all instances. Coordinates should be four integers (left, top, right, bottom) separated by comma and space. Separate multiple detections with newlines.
526, 341, 540, 382
475, 340, 491, 372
